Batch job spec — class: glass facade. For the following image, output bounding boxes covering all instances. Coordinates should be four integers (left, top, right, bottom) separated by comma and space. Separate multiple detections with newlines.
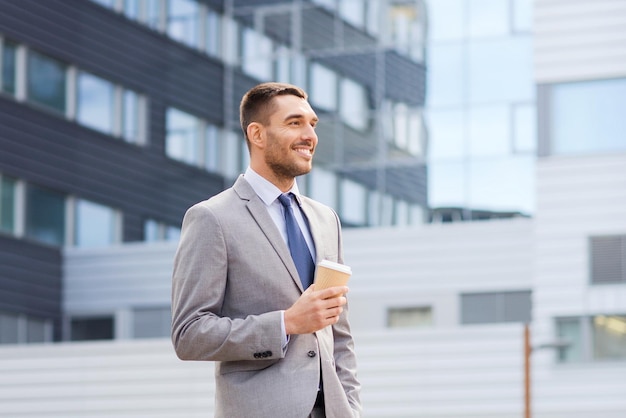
425, 0, 535, 216
84, 0, 429, 227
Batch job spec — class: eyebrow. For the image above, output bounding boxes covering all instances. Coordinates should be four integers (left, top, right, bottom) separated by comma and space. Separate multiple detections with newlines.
284, 113, 319, 123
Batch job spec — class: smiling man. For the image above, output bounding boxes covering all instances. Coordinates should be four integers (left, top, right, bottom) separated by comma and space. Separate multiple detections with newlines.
171, 82, 362, 418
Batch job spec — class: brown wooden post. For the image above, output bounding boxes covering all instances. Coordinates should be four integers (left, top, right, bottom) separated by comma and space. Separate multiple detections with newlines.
524, 323, 531, 418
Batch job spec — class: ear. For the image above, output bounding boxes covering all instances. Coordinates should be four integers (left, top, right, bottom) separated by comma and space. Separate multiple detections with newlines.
246, 122, 265, 149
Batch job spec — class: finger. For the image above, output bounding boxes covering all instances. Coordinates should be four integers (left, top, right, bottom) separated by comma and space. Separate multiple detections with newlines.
320, 286, 348, 299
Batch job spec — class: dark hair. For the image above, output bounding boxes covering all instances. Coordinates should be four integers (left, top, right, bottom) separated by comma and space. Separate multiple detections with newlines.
239, 82, 308, 143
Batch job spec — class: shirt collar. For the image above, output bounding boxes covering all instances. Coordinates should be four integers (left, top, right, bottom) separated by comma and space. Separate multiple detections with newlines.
244, 167, 302, 206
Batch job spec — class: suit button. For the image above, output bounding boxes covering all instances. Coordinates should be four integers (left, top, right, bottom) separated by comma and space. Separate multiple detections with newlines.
307, 350, 316, 358
266, 351, 273, 357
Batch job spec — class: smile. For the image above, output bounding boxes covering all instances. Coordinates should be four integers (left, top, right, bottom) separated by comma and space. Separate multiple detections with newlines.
294, 147, 312, 158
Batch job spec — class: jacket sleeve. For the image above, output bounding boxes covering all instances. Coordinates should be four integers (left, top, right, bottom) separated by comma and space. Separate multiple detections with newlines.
170, 203, 285, 362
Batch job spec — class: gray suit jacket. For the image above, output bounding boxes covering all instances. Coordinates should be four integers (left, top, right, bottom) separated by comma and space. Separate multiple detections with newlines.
171, 175, 361, 418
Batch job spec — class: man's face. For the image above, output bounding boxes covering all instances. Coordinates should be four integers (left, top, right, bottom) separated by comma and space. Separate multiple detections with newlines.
262, 94, 319, 181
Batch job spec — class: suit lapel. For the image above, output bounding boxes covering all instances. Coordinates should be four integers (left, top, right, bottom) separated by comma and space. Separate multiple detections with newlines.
233, 176, 305, 291
299, 199, 322, 265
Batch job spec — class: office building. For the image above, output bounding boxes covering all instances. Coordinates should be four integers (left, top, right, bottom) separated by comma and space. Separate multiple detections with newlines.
0, 0, 427, 344
2, 0, 625, 416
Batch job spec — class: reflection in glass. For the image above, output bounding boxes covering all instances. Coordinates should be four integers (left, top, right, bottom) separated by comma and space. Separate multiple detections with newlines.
146, 0, 163, 30
468, 155, 534, 213
340, 78, 368, 131
25, 185, 65, 246
167, 0, 198, 47
388, 1, 425, 61
513, 104, 536, 153
551, 78, 626, 155
222, 130, 242, 179
122, 90, 139, 142
206, 8, 221, 58
275, 46, 291, 83
468, 37, 533, 103
310, 167, 337, 208
124, 0, 141, 20
310, 63, 337, 111
339, 0, 365, 29
166, 108, 198, 165
427, 109, 464, 160
468, 0, 509, 38
2, 40, 17, 95
0, 176, 16, 233
75, 199, 118, 248
468, 104, 510, 157
427, 44, 465, 107
340, 178, 367, 225
427, 0, 465, 42
205, 124, 220, 173
241, 28, 273, 81
513, 0, 533, 32
27, 50, 67, 113
428, 161, 465, 208
77, 72, 114, 134
557, 318, 583, 363
593, 315, 626, 360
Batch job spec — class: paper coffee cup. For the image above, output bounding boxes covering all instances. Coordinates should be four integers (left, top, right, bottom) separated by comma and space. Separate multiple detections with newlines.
314, 260, 352, 290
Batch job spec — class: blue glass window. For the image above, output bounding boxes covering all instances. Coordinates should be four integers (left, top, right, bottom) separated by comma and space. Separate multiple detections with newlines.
77, 72, 114, 134
27, 50, 67, 113
25, 185, 65, 246
551, 78, 626, 155
2, 39, 17, 95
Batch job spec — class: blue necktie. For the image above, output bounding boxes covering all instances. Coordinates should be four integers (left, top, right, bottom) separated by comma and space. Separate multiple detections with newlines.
278, 193, 315, 289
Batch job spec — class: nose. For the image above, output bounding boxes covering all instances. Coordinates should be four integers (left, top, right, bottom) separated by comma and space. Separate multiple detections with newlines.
303, 123, 318, 143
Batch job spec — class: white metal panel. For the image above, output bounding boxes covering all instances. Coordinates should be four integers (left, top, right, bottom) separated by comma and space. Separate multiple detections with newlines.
343, 219, 533, 329
534, 0, 626, 83
0, 326, 525, 418
533, 153, 626, 416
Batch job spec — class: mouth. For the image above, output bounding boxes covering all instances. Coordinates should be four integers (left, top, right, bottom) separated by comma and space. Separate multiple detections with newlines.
293, 146, 313, 159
